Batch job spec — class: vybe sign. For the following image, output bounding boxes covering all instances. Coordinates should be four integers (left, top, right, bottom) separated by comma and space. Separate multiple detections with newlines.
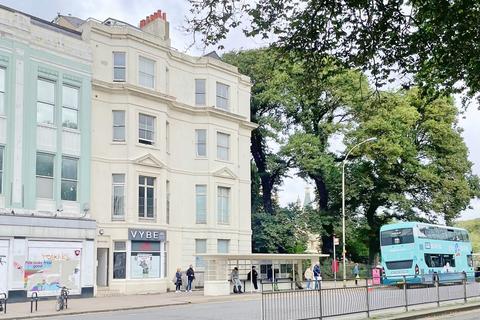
128, 229, 166, 241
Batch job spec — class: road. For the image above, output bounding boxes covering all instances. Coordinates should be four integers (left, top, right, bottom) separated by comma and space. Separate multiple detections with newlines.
33, 299, 261, 320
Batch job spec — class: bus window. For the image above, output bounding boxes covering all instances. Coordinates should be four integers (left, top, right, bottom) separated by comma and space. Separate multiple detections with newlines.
425, 254, 442, 268
442, 254, 455, 267
381, 228, 414, 246
386, 260, 413, 270
467, 255, 473, 268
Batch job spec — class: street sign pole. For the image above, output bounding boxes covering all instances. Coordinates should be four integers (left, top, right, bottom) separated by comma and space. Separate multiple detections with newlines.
333, 235, 336, 286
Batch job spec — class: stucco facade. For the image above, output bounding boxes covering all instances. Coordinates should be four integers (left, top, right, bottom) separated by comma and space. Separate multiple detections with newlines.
0, 5, 95, 300
58, 12, 254, 295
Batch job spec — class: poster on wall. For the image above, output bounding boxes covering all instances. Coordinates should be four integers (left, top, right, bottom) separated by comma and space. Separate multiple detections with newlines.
24, 244, 82, 296
131, 253, 160, 278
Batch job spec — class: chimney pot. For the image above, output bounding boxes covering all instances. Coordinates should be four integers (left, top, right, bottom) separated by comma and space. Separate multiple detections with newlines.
162, 12, 167, 20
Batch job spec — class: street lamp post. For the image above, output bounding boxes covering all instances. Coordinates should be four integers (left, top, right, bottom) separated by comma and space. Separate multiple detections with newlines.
342, 137, 376, 287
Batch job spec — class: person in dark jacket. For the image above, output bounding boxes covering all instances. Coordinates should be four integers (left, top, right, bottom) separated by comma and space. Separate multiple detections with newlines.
247, 266, 259, 290
186, 265, 195, 292
313, 262, 321, 290
175, 268, 182, 293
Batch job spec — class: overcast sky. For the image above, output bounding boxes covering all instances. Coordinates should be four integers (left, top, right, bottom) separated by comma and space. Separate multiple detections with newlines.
2, 0, 478, 220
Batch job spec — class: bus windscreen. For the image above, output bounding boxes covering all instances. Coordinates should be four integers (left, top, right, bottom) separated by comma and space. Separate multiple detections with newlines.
381, 228, 414, 246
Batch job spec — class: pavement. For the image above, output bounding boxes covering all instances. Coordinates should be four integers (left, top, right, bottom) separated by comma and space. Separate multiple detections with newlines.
0, 290, 260, 320
2, 288, 480, 320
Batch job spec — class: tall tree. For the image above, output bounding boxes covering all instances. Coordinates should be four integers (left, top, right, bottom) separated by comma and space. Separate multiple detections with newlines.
345, 89, 480, 262
187, 0, 480, 99
223, 49, 290, 215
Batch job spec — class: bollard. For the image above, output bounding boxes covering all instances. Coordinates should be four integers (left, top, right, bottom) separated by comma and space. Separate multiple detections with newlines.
463, 271, 467, 303
0, 292, 7, 314
403, 276, 408, 312
30, 292, 38, 313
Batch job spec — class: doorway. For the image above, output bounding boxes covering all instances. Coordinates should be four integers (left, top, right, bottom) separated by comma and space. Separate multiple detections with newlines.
96, 248, 109, 287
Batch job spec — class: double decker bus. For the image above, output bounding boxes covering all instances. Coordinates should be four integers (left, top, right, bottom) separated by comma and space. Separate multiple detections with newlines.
380, 222, 474, 284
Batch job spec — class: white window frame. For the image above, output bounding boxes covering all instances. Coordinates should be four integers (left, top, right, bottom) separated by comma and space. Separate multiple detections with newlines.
113, 51, 126, 82
37, 78, 56, 126
216, 82, 229, 111
61, 156, 78, 202
112, 173, 125, 220
217, 239, 230, 253
138, 175, 155, 219
0, 67, 5, 116
195, 129, 207, 157
217, 186, 230, 225
112, 110, 126, 142
61, 84, 80, 130
196, 184, 207, 224
138, 113, 155, 145
195, 79, 206, 106
36, 152, 55, 199
138, 56, 155, 88
195, 239, 207, 268
216, 132, 230, 161
0, 145, 3, 194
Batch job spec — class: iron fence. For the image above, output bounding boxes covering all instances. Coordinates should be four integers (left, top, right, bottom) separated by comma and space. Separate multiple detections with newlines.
261, 274, 480, 320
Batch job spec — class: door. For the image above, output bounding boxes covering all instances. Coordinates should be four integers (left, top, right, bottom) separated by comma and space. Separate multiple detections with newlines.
96, 248, 109, 287
0, 242, 8, 295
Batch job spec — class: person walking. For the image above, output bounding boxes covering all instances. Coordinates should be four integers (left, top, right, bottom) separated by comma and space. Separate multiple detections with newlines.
313, 262, 321, 290
186, 265, 195, 292
231, 267, 242, 293
353, 263, 360, 285
247, 266, 259, 291
175, 268, 183, 293
304, 266, 313, 290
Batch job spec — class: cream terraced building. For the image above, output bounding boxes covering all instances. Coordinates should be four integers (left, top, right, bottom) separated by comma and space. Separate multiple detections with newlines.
57, 11, 254, 295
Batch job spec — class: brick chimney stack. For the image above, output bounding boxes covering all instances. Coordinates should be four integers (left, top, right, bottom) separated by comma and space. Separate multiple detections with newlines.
139, 9, 170, 42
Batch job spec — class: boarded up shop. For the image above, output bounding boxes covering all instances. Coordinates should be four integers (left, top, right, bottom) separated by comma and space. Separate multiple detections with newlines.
0, 215, 96, 301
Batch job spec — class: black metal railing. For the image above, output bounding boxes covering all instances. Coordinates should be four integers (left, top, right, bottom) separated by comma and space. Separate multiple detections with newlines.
261, 273, 479, 320
0, 292, 7, 314
30, 292, 39, 313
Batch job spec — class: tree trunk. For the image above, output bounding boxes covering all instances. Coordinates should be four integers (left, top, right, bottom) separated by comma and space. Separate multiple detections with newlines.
311, 175, 333, 254
250, 129, 275, 215
366, 203, 380, 265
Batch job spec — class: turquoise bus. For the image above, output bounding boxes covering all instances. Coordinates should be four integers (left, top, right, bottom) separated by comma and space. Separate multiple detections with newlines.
380, 222, 474, 284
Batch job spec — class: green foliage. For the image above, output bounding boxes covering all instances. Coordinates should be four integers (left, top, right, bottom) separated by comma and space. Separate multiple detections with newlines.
456, 219, 480, 253
252, 205, 309, 253
188, 0, 480, 99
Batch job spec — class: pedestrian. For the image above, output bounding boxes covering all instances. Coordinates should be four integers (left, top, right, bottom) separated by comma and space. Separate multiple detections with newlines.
304, 266, 313, 290
247, 266, 259, 291
231, 267, 242, 293
175, 267, 182, 293
313, 262, 321, 290
353, 263, 360, 285
186, 264, 195, 292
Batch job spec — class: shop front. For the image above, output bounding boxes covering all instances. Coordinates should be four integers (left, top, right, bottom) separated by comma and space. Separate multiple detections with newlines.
96, 228, 168, 295
0, 215, 96, 301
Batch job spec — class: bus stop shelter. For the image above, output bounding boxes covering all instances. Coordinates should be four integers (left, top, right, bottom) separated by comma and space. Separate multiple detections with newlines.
199, 253, 328, 296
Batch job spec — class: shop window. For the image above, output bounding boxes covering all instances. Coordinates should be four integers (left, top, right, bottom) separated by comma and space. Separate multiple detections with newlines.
113, 241, 126, 279
130, 241, 161, 279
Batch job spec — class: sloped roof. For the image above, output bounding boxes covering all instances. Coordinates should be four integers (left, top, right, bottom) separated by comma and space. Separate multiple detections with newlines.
60, 15, 85, 27
203, 51, 222, 60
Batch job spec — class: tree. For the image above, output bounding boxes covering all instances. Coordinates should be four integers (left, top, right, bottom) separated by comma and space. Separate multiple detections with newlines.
222, 49, 291, 215
187, 0, 480, 99
345, 89, 480, 262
